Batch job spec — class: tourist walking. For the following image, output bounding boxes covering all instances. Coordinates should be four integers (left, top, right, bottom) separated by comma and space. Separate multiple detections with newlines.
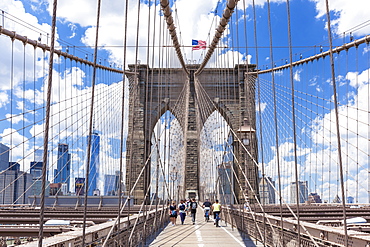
190, 198, 198, 225
178, 200, 187, 225
202, 199, 212, 221
185, 198, 191, 216
169, 201, 178, 226
212, 199, 222, 227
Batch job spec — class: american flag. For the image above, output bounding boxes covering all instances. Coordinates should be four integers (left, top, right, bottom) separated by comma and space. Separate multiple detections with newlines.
192, 40, 207, 50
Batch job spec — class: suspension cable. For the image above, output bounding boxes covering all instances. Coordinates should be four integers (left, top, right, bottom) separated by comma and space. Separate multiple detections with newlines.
82, 0, 102, 245
38, 0, 57, 245
324, 0, 348, 245
195, 0, 239, 76
160, 0, 188, 74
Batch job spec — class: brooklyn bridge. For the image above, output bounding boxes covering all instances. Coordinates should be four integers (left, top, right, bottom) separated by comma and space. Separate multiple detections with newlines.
0, 0, 369, 246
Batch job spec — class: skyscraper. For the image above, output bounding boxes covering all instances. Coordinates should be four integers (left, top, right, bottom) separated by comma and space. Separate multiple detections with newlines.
75, 177, 85, 196
259, 177, 276, 204
34, 149, 43, 162
30, 161, 43, 179
308, 192, 322, 203
88, 131, 100, 196
291, 181, 308, 204
54, 143, 71, 192
0, 143, 10, 172
115, 170, 123, 195
104, 174, 116, 196
0, 162, 32, 204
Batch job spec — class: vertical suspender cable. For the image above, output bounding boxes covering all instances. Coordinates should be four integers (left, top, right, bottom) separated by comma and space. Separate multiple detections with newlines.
251, 0, 266, 244
150, 0, 160, 230
266, 0, 284, 245
324, 0, 348, 245
195, 0, 239, 76
82, 0, 102, 245
118, 0, 129, 235
38, 0, 57, 246
367, 41, 370, 204
160, 0, 188, 75
285, 0, 301, 244
142, 3, 152, 241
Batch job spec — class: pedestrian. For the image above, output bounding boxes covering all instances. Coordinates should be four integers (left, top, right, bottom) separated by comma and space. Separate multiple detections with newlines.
202, 199, 212, 221
178, 200, 187, 225
169, 201, 178, 226
185, 198, 191, 216
212, 199, 222, 227
190, 198, 198, 225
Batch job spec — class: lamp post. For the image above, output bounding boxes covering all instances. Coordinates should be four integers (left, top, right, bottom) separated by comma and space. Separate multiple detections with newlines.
170, 167, 178, 201
237, 118, 256, 204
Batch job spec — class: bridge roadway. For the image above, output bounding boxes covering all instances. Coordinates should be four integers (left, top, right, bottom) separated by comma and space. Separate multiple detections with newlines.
146, 208, 263, 247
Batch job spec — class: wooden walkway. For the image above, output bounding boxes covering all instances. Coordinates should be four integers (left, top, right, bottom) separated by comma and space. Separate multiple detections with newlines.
146, 209, 264, 247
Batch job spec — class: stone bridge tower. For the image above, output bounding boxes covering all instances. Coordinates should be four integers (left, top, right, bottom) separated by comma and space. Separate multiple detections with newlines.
125, 64, 258, 204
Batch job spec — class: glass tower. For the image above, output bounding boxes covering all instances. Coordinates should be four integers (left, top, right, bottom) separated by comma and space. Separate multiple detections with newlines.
88, 131, 100, 196
54, 143, 71, 191
0, 143, 10, 172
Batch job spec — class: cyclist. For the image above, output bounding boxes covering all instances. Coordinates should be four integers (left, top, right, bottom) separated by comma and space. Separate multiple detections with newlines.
212, 199, 222, 227
202, 199, 212, 222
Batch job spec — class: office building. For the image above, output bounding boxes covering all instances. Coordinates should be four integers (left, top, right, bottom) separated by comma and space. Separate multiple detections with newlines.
290, 181, 308, 204
347, 196, 354, 203
29, 161, 49, 196
9, 162, 20, 171
0, 143, 10, 171
75, 177, 85, 196
50, 182, 68, 196
88, 131, 100, 196
93, 188, 100, 196
115, 170, 123, 194
104, 174, 117, 196
0, 162, 32, 204
54, 143, 71, 192
29, 179, 50, 196
30, 161, 43, 179
34, 149, 43, 162
308, 192, 322, 203
259, 177, 276, 204
332, 195, 341, 203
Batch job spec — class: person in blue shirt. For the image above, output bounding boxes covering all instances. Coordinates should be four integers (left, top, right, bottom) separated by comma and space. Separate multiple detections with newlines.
178, 200, 187, 225
202, 199, 212, 221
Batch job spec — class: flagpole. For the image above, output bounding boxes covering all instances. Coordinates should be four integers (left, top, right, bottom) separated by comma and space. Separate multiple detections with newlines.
191, 49, 193, 64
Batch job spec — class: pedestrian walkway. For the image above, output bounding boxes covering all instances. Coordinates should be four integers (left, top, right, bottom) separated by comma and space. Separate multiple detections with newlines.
147, 208, 264, 246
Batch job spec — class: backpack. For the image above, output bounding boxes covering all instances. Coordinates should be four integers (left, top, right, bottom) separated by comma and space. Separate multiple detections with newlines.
179, 204, 185, 210
191, 202, 197, 209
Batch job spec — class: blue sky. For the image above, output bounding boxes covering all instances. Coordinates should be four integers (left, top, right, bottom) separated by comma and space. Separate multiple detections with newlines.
0, 0, 369, 201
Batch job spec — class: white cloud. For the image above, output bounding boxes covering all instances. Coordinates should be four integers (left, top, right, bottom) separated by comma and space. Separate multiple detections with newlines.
5, 114, 24, 124
0, 0, 56, 92
256, 102, 267, 112
294, 68, 302, 82
310, 0, 370, 37
0, 91, 9, 107
68, 23, 77, 39
0, 128, 32, 171
45, 0, 238, 67
363, 46, 370, 55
